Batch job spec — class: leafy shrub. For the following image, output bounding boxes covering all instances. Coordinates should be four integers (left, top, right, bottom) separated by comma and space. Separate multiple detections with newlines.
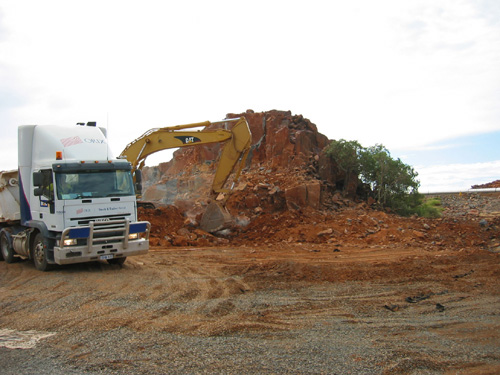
414, 197, 443, 218
326, 140, 424, 216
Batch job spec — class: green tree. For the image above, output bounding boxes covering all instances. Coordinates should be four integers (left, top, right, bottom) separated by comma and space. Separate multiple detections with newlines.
359, 144, 420, 207
326, 140, 423, 215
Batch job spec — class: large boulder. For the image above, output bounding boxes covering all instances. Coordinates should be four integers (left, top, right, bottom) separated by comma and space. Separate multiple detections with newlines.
284, 181, 322, 210
318, 150, 358, 198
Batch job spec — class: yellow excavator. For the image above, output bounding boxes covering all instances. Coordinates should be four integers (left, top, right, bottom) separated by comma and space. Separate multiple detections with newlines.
119, 117, 252, 232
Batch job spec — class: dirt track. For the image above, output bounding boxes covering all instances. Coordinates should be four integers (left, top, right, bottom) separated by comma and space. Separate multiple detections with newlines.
1, 237, 499, 374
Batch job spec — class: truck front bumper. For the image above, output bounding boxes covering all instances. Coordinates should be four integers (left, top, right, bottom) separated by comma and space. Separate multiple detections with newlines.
53, 238, 149, 265
53, 220, 150, 265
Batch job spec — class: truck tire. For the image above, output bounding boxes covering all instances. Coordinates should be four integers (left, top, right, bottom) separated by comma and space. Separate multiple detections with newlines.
0, 230, 16, 263
107, 257, 126, 266
32, 233, 52, 271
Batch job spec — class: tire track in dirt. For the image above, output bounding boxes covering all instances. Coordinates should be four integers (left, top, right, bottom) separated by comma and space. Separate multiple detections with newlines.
1, 242, 499, 374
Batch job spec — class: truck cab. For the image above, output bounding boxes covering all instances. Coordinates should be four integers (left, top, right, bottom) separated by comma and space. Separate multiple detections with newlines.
0, 122, 150, 271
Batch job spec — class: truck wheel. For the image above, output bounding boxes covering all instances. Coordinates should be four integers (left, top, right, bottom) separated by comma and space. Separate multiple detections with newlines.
107, 257, 126, 266
32, 233, 51, 271
0, 230, 15, 263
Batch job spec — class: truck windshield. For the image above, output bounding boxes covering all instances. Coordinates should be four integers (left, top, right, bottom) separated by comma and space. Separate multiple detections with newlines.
55, 170, 135, 200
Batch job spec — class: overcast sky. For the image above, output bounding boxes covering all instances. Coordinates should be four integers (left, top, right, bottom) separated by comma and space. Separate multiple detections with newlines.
1, 0, 499, 192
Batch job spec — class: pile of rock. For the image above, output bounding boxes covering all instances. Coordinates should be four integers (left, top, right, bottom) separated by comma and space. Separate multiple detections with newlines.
141, 109, 359, 214
471, 180, 500, 189
440, 192, 500, 219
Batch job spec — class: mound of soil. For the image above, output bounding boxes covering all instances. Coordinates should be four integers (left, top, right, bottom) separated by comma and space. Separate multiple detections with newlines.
472, 179, 500, 189
136, 110, 499, 252
141, 109, 356, 209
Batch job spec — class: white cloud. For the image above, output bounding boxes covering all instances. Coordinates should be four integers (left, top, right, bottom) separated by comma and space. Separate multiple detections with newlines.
417, 160, 500, 192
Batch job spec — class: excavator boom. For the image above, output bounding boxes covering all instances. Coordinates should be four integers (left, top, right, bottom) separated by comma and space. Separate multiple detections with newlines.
120, 117, 252, 231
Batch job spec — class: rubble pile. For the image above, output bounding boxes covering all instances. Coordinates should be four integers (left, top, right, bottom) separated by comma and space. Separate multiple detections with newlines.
138, 110, 499, 250
472, 180, 500, 189
141, 110, 358, 208
236, 195, 499, 247
141, 199, 499, 250
139, 206, 226, 247
439, 192, 500, 219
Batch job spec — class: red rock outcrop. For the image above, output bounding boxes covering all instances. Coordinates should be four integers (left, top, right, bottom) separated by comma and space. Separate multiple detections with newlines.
141, 109, 359, 213
136, 110, 500, 248
472, 180, 500, 189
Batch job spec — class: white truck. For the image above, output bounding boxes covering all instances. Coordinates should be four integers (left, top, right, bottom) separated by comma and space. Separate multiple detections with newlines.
0, 122, 150, 271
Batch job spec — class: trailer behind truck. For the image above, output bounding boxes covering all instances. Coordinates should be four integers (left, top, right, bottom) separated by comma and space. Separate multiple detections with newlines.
0, 122, 150, 271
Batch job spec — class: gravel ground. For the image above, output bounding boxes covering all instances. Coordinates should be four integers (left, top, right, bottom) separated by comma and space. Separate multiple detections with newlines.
1, 192, 499, 374
1, 259, 499, 374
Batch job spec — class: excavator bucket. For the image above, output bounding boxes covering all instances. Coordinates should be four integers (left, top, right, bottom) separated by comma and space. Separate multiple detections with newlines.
200, 201, 233, 233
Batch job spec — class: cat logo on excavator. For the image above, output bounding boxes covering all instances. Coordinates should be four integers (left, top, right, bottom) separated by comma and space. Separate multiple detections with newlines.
175, 136, 201, 144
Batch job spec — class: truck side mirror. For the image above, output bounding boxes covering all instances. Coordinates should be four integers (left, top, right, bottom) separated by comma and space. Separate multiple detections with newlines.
135, 169, 142, 184
34, 187, 43, 197
134, 170, 142, 195
33, 171, 43, 187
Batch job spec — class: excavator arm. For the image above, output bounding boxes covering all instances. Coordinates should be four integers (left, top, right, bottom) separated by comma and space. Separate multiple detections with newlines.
119, 117, 252, 232
120, 117, 251, 194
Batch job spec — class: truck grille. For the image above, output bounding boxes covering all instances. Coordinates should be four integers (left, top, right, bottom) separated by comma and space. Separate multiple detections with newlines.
92, 220, 129, 245
92, 218, 128, 245
73, 214, 131, 225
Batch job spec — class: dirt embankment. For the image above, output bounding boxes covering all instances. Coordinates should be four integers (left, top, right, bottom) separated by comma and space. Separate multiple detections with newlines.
136, 109, 499, 253
140, 192, 500, 255
471, 180, 500, 189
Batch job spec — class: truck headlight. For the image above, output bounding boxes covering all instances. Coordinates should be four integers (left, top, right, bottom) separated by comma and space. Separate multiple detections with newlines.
63, 238, 77, 246
128, 233, 139, 240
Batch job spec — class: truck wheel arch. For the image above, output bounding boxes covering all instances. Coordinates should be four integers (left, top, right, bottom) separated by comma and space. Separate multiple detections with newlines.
27, 221, 55, 260
26, 220, 50, 239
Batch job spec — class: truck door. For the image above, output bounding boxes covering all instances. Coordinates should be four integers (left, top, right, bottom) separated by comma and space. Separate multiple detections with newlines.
34, 169, 58, 229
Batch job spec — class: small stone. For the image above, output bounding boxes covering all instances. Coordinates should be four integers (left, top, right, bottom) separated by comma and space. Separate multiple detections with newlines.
268, 186, 280, 195
412, 230, 426, 239
436, 303, 445, 312
317, 228, 333, 236
384, 304, 399, 312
